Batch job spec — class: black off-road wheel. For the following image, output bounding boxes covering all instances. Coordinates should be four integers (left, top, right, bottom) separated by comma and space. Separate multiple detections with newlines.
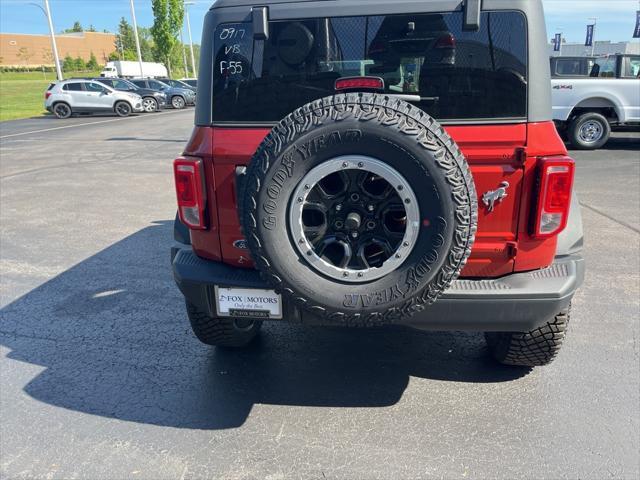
485, 308, 570, 367
568, 112, 611, 150
186, 302, 262, 347
241, 93, 477, 326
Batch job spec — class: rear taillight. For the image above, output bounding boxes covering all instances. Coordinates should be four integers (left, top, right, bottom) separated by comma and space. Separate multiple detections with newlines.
335, 76, 384, 91
533, 156, 575, 238
45, 91, 52, 99
435, 33, 456, 48
174, 157, 206, 230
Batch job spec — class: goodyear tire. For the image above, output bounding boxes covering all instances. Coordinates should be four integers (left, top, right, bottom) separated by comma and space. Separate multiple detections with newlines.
186, 301, 262, 347
485, 307, 570, 367
241, 93, 477, 326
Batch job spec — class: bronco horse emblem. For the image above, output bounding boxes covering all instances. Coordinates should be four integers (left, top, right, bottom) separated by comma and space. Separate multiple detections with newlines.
482, 181, 510, 212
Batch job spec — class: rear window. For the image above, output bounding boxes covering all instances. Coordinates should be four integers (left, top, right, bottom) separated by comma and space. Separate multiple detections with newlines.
212, 11, 527, 123
552, 58, 593, 77
62, 83, 84, 91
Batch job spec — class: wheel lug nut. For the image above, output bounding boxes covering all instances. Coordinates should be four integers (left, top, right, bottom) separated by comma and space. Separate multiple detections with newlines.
403, 241, 409, 247
299, 238, 305, 244
351, 232, 358, 238
304, 184, 310, 190
358, 162, 364, 168
397, 185, 404, 191
357, 272, 364, 278
307, 250, 313, 256
367, 204, 374, 212
343, 271, 349, 277
342, 162, 348, 168
404, 198, 410, 204
297, 197, 304, 203
395, 253, 401, 259
336, 204, 342, 211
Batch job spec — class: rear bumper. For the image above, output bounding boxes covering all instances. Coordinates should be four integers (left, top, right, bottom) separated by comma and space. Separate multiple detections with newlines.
172, 246, 584, 332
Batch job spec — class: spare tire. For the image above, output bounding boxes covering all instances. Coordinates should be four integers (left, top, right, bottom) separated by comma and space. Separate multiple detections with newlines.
241, 93, 477, 326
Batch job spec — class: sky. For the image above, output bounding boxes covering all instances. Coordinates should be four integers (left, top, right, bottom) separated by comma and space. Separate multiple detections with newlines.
0, 0, 639, 44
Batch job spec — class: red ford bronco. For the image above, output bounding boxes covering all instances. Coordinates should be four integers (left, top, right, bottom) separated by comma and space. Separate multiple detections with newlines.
172, 0, 585, 367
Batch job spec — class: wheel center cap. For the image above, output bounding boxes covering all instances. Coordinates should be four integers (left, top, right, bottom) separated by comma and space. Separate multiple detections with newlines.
345, 212, 361, 230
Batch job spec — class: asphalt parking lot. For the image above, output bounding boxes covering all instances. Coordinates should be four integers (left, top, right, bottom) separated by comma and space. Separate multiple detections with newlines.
1, 111, 638, 479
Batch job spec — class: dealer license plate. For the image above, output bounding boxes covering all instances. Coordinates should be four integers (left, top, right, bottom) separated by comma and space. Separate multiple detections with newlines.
215, 287, 282, 319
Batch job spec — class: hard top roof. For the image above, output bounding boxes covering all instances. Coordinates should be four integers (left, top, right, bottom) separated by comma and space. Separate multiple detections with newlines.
211, 0, 328, 9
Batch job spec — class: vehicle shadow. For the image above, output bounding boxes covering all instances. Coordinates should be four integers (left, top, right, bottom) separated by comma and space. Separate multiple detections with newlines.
0, 220, 528, 430
567, 133, 640, 152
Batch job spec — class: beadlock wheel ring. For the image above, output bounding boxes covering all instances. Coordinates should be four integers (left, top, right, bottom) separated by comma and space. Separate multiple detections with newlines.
288, 155, 420, 283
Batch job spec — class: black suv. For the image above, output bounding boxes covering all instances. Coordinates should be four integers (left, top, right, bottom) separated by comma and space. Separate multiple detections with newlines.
129, 78, 196, 109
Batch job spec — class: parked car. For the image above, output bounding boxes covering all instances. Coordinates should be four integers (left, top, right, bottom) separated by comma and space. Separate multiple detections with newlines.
552, 54, 640, 149
129, 78, 195, 109
84, 77, 167, 112
100, 60, 168, 78
45, 79, 143, 118
171, 0, 584, 368
550, 56, 597, 78
156, 77, 197, 93
180, 78, 198, 88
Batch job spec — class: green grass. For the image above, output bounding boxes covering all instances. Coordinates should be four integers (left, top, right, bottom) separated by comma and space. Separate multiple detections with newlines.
0, 70, 101, 122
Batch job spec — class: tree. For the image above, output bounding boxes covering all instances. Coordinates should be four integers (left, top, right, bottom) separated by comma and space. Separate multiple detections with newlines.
42, 48, 54, 69
86, 52, 99, 70
74, 56, 85, 71
151, 0, 184, 76
116, 17, 136, 53
62, 55, 75, 72
63, 21, 83, 33
88, 24, 96, 32
16, 47, 34, 70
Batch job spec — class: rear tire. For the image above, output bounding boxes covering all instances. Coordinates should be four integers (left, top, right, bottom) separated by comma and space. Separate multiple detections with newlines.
53, 102, 72, 119
485, 307, 570, 367
186, 302, 262, 348
114, 101, 132, 117
568, 112, 610, 150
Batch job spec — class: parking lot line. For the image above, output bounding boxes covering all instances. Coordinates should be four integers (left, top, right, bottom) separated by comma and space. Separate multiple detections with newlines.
0, 109, 189, 140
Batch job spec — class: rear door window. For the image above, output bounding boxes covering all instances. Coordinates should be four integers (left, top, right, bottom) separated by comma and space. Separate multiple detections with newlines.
63, 82, 84, 91
131, 80, 147, 89
147, 80, 166, 90
211, 11, 528, 123
86, 82, 106, 92
592, 56, 616, 77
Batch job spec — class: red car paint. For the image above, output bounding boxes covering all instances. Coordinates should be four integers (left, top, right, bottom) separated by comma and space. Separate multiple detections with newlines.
184, 121, 567, 278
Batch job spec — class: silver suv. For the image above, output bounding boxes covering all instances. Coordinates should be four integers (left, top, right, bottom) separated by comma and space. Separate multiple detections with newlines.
45, 80, 144, 119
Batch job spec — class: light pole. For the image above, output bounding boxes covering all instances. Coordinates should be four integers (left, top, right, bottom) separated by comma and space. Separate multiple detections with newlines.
180, 29, 189, 77
29, 1, 63, 80
184, 2, 197, 78
588, 17, 597, 56
129, 0, 144, 76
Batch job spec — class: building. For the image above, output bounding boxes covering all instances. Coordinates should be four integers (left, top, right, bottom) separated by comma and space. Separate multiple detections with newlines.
549, 40, 640, 57
0, 31, 116, 67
